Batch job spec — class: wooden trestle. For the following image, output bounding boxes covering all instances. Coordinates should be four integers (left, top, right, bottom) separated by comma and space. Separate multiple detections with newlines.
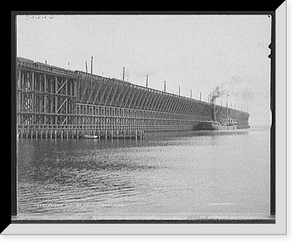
16, 57, 249, 139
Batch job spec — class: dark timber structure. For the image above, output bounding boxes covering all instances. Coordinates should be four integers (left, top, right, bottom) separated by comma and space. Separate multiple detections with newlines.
16, 57, 250, 139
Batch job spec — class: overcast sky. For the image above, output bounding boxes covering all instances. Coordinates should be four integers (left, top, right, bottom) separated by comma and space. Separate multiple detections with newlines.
16, 14, 272, 126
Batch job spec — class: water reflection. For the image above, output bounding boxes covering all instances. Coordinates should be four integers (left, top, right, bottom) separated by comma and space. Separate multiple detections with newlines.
18, 137, 165, 216
17, 128, 269, 219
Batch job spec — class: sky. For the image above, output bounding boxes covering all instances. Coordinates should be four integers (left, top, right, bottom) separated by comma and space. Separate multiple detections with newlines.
16, 14, 272, 126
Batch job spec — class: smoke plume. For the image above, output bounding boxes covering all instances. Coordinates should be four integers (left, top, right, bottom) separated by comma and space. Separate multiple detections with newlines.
211, 86, 221, 103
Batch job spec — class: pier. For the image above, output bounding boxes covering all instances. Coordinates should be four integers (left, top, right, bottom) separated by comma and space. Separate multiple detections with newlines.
16, 57, 250, 139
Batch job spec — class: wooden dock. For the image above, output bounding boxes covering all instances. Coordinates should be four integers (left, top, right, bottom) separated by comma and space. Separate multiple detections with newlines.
16, 57, 250, 140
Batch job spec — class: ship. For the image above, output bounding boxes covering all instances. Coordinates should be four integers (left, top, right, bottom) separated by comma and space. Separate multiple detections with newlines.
195, 119, 238, 131
194, 89, 249, 131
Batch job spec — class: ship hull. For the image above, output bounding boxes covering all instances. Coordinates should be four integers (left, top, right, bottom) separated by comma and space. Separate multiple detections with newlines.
194, 121, 238, 131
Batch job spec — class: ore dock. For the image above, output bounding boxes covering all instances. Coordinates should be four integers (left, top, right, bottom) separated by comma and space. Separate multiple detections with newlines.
16, 57, 250, 139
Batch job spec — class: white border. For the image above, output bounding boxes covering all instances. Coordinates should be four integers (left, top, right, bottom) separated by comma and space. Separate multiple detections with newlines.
4, 4, 287, 234
274, 0, 287, 235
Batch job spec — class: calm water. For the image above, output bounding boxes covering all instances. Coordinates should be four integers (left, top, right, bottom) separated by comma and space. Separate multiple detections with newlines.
16, 126, 271, 220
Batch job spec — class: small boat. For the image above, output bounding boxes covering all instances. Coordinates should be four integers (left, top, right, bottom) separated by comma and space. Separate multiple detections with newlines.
83, 134, 98, 139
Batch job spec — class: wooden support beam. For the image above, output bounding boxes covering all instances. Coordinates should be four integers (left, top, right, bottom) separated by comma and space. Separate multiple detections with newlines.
145, 92, 155, 110
178, 100, 187, 114
123, 87, 135, 108
116, 89, 124, 107
79, 76, 90, 102
153, 93, 164, 112
132, 89, 143, 109
135, 90, 147, 109
168, 97, 176, 113
92, 80, 104, 105
113, 85, 125, 106
176, 99, 184, 114
108, 83, 119, 106
148, 91, 160, 111
165, 96, 174, 113
162, 95, 171, 112
57, 78, 68, 94
103, 82, 115, 106
128, 88, 140, 109
174, 99, 182, 114
56, 98, 68, 113
97, 80, 110, 105
185, 101, 192, 114
54, 76, 58, 125
138, 91, 148, 109
118, 85, 130, 107
184, 101, 191, 114
141, 90, 153, 110
86, 81, 97, 103
188, 102, 195, 115
131, 89, 143, 109
155, 94, 166, 112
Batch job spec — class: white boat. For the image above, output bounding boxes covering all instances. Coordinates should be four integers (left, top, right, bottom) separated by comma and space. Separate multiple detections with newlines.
83, 134, 98, 139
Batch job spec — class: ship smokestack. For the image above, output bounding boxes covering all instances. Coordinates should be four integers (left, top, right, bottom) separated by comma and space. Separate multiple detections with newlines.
210, 86, 221, 121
